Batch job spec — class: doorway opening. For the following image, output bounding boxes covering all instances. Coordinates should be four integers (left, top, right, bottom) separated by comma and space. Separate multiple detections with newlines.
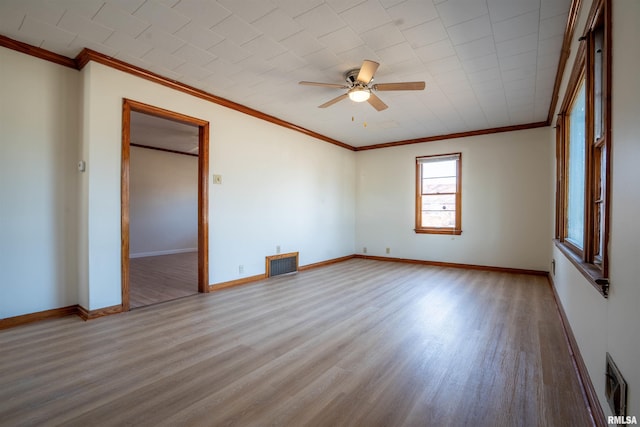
121, 99, 209, 311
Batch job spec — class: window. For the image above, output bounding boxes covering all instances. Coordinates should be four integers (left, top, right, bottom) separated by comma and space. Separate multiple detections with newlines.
555, 0, 610, 296
415, 153, 461, 235
566, 78, 586, 249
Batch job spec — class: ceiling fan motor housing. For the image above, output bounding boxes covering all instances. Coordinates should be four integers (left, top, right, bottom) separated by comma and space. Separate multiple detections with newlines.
346, 68, 367, 86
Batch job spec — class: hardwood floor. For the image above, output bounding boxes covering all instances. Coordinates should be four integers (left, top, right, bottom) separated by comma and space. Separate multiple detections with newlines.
0, 259, 593, 426
129, 252, 198, 309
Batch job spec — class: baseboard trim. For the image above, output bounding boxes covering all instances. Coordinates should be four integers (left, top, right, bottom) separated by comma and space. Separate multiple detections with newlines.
0, 305, 79, 330
210, 274, 266, 292
1, 304, 124, 329
547, 273, 606, 427
354, 254, 548, 276
211, 254, 358, 291
299, 255, 356, 271
77, 304, 123, 321
0, 254, 545, 328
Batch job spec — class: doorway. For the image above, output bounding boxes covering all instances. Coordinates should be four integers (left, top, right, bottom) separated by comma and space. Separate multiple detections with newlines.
121, 99, 209, 311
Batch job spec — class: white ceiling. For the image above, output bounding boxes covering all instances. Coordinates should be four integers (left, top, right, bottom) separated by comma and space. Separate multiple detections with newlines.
0, 0, 570, 148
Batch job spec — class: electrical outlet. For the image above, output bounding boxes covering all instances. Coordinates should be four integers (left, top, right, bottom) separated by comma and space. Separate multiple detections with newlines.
213, 174, 222, 184
386, 247, 390, 254
276, 245, 280, 254
238, 265, 244, 274
363, 247, 367, 254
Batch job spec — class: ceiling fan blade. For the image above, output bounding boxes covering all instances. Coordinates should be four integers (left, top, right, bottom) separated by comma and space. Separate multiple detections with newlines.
319, 93, 349, 108
373, 81, 426, 91
367, 93, 388, 111
356, 60, 379, 84
299, 81, 349, 89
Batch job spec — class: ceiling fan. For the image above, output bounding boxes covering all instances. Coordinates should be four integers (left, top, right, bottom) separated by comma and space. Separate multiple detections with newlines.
299, 60, 425, 111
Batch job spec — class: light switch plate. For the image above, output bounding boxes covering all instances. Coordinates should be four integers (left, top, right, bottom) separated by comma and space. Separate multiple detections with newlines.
213, 174, 222, 184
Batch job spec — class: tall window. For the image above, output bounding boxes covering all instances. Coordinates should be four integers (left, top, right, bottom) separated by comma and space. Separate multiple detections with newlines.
591, 23, 607, 266
566, 79, 586, 249
555, 0, 610, 296
415, 153, 461, 235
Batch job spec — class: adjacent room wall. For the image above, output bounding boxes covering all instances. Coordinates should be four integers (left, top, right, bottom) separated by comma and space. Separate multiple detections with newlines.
80, 61, 356, 310
129, 146, 198, 258
355, 127, 552, 271
550, 0, 640, 417
0, 47, 79, 318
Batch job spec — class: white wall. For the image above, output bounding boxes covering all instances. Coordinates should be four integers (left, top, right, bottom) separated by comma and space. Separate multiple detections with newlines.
550, 0, 640, 417
129, 146, 198, 257
356, 127, 552, 271
77, 63, 89, 310
0, 47, 79, 318
606, 0, 640, 415
80, 61, 356, 309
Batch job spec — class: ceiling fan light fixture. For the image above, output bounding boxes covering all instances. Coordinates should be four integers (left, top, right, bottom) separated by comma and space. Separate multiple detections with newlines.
300, 59, 424, 111
348, 87, 370, 103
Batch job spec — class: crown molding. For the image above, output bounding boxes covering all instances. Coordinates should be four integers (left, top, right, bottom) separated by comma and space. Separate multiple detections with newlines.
355, 121, 548, 151
2, 35, 556, 152
546, 0, 583, 125
0, 34, 77, 68
75, 48, 354, 151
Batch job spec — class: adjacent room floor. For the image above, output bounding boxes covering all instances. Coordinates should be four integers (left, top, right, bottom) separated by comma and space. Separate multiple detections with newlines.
129, 252, 198, 309
0, 259, 593, 426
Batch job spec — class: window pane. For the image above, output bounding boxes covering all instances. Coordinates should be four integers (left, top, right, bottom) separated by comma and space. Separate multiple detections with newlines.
567, 80, 586, 248
422, 176, 456, 194
422, 210, 456, 228
594, 201, 603, 261
594, 26, 604, 141
421, 160, 456, 178
422, 194, 456, 211
594, 144, 606, 263
421, 194, 456, 228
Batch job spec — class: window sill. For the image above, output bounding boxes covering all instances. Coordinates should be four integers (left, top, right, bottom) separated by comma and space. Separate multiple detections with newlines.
415, 228, 462, 235
554, 239, 608, 298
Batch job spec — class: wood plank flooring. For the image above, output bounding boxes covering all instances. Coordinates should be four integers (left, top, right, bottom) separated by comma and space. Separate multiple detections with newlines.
0, 259, 593, 426
129, 252, 198, 309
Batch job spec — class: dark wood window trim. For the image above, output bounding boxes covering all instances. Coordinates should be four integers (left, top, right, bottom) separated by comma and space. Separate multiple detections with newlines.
555, 0, 611, 298
414, 228, 463, 236
415, 153, 462, 235
554, 240, 607, 297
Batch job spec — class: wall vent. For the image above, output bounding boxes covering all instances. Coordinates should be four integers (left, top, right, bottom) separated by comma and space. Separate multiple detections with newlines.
266, 252, 298, 278
606, 352, 627, 416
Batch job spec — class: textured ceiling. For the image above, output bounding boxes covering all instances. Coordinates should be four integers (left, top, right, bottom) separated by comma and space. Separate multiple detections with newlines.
0, 0, 570, 147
